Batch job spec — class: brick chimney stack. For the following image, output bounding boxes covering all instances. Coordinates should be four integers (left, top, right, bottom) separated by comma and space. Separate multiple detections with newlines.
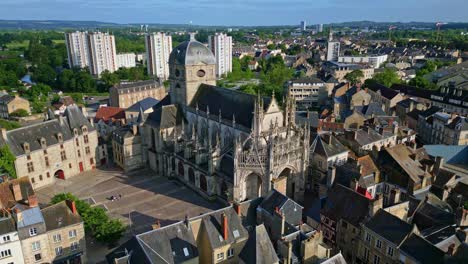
233, 203, 241, 215
11, 182, 22, 201
221, 212, 228, 240
66, 200, 77, 215
28, 195, 38, 208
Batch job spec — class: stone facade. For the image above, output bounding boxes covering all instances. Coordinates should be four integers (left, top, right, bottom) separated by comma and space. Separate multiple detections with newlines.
112, 125, 144, 172
0, 94, 31, 119
109, 80, 166, 108
0, 106, 98, 190
143, 38, 310, 203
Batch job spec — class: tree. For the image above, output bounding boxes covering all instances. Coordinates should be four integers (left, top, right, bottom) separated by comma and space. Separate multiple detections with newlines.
266, 44, 276, 50
345, 70, 364, 85
371, 68, 401, 87
51, 193, 126, 244
409, 76, 437, 90
10, 109, 29, 117
0, 145, 16, 178
100, 71, 120, 88
0, 119, 20, 130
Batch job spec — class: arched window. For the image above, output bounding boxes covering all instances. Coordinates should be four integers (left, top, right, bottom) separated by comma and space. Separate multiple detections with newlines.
188, 168, 195, 185
178, 162, 184, 177
200, 174, 207, 192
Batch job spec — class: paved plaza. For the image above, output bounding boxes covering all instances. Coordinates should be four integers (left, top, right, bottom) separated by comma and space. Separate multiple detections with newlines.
36, 167, 224, 263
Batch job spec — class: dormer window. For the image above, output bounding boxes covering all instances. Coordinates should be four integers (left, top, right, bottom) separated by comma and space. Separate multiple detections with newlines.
73, 128, 78, 136
23, 142, 30, 153
57, 133, 63, 142
81, 126, 88, 134
40, 137, 46, 148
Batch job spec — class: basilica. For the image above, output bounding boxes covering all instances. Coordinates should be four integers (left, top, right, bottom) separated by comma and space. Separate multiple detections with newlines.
141, 37, 310, 203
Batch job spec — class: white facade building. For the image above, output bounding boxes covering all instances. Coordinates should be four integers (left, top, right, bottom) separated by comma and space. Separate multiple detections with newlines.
338, 54, 388, 69
116, 53, 136, 69
145, 32, 172, 80
87, 32, 117, 76
0, 218, 25, 264
327, 41, 340, 61
300, 21, 307, 31
65, 31, 90, 69
208, 33, 233, 77
65, 31, 117, 76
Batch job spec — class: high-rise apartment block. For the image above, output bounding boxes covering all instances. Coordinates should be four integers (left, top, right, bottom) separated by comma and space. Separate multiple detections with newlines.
145, 32, 172, 80
208, 33, 233, 77
87, 32, 117, 76
301, 20, 307, 31
318, 24, 324, 32
65, 31, 90, 69
327, 41, 340, 61
65, 31, 117, 76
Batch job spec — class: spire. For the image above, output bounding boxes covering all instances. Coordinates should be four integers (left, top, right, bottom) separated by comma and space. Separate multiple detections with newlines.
136, 106, 145, 124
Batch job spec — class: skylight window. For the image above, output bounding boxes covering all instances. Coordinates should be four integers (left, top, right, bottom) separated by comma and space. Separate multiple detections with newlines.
218, 235, 224, 242
183, 247, 189, 257
233, 230, 240, 238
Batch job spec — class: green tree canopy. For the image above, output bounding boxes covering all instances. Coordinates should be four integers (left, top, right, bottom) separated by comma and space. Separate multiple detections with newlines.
0, 145, 16, 178
345, 70, 364, 85
10, 109, 29, 117
371, 68, 401, 87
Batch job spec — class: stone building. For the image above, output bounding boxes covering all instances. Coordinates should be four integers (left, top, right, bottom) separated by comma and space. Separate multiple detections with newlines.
112, 125, 144, 172
286, 77, 328, 110
0, 105, 98, 189
0, 216, 25, 264
0, 94, 30, 119
143, 37, 310, 203
109, 80, 166, 108
13, 201, 86, 264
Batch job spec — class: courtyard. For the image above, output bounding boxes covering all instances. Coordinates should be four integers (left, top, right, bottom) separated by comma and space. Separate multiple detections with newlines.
36, 167, 224, 263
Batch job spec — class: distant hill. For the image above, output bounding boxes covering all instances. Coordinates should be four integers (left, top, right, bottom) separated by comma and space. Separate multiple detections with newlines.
0, 20, 467, 30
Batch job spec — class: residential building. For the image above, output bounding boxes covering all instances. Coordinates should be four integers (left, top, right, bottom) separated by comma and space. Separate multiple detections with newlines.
338, 54, 388, 69
300, 21, 306, 31
0, 105, 98, 189
358, 209, 414, 264
86, 31, 117, 76
145, 32, 172, 80
417, 107, 468, 145
13, 200, 86, 264
109, 80, 166, 109
286, 77, 328, 109
337, 126, 398, 156
0, 216, 25, 264
320, 184, 382, 262
208, 33, 233, 77
64, 31, 90, 69
112, 125, 144, 172
0, 95, 30, 119
327, 42, 340, 61
322, 61, 374, 83
94, 106, 126, 139
366, 82, 405, 113
395, 98, 427, 124
115, 53, 136, 69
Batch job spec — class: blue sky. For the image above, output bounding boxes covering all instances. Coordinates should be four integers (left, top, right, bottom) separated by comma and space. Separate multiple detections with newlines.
1, 0, 467, 26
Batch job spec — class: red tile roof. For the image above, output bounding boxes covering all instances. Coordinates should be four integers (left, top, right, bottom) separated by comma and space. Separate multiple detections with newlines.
95, 107, 125, 122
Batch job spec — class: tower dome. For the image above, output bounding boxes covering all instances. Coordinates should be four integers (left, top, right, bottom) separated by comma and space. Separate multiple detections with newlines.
169, 40, 216, 66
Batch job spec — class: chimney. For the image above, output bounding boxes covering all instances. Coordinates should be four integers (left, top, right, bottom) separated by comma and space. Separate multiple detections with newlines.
327, 166, 336, 188
28, 195, 38, 208
233, 203, 241, 215
0, 128, 6, 141
221, 213, 228, 240
184, 215, 190, 228
409, 100, 415, 112
66, 200, 77, 215
152, 220, 161, 230
280, 212, 286, 237
80, 106, 88, 118
11, 182, 22, 201
89, 117, 94, 127
327, 134, 332, 145
58, 114, 65, 125
369, 195, 383, 217
434, 156, 444, 175
132, 124, 138, 136
447, 244, 455, 256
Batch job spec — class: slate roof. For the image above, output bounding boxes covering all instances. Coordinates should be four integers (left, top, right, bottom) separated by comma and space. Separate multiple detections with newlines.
146, 104, 184, 129
189, 84, 272, 130
169, 40, 216, 65
364, 209, 412, 245
0, 94, 15, 103
106, 237, 149, 264
407, 109, 422, 120
354, 102, 386, 118
41, 201, 82, 231
412, 202, 454, 231
424, 145, 468, 169
127, 97, 160, 112
419, 106, 442, 118
64, 105, 94, 132
0, 217, 16, 235
290, 77, 324, 84
137, 221, 198, 264
112, 80, 162, 92
259, 189, 303, 226
321, 184, 371, 226
196, 207, 248, 249
357, 155, 379, 178
353, 127, 392, 147
310, 133, 348, 158
15, 206, 44, 228
367, 82, 400, 99
239, 224, 279, 264
399, 233, 445, 264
